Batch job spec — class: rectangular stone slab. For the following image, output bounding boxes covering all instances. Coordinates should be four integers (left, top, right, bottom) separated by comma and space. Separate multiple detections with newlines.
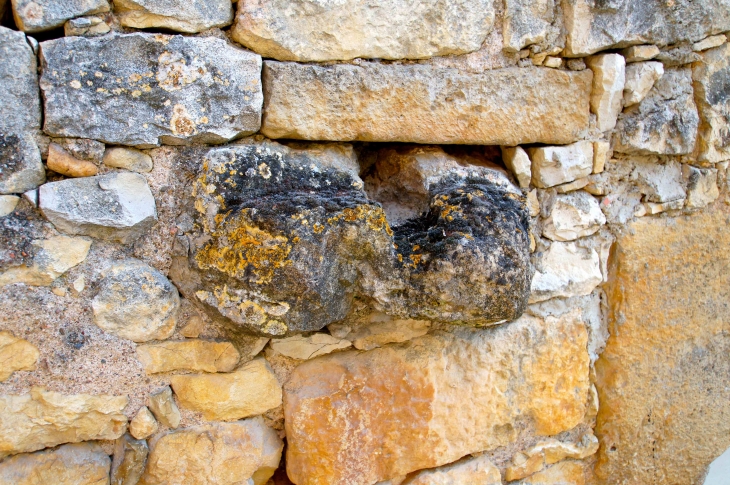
40, 33, 262, 147
261, 62, 592, 146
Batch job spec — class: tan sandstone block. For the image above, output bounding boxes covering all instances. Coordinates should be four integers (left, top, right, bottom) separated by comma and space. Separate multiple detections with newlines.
518, 460, 585, 484
284, 312, 589, 485
147, 386, 180, 429
0, 388, 128, 458
170, 357, 282, 421
262, 62, 592, 146
128, 406, 157, 440
403, 455, 501, 485
0, 235, 91, 287
593, 208, 730, 484
0, 442, 111, 485
103, 147, 153, 173
0, 331, 38, 381
136, 340, 240, 374
47, 142, 98, 178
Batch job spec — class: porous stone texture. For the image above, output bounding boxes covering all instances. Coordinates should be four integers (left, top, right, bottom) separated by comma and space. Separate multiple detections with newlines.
284, 311, 589, 485
39, 172, 157, 244
262, 62, 592, 145
614, 67, 700, 155
529, 242, 602, 303
529, 141, 594, 188
402, 455, 501, 485
147, 386, 180, 429
269, 334, 352, 360
542, 191, 605, 242
563, 0, 730, 56
0, 387, 128, 458
40, 33, 263, 147
0, 27, 44, 195
0, 331, 38, 382
683, 166, 719, 208
170, 357, 282, 421
115, 0, 232, 33
110, 434, 148, 485
517, 460, 585, 484
12, 0, 110, 33
47, 143, 98, 178
0, 235, 91, 286
506, 433, 598, 481
623, 61, 664, 107
594, 209, 730, 485
138, 417, 283, 485
693, 43, 730, 163
502, 0, 557, 53
136, 340, 240, 374
231, 0, 494, 62
92, 259, 179, 342
129, 406, 157, 440
586, 54, 626, 132
0, 442, 111, 485
103, 147, 153, 173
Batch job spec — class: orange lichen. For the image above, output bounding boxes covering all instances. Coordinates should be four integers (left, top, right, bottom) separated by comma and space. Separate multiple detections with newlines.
327, 205, 393, 236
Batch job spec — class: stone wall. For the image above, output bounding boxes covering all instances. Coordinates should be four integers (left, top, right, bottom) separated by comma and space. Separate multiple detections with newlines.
0, 1, 729, 484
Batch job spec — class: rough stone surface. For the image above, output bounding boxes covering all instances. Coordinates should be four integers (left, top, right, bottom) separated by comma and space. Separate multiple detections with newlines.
12, 0, 110, 33
621, 45, 660, 63
506, 433, 598, 480
502, 0, 557, 53
284, 311, 589, 485
231, 0, 494, 62
111, 434, 148, 485
0, 196, 19, 217
517, 460, 585, 484
269, 334, 352, 360
39, 172, 157, 244
542, 191, 605, 242
47, 143, 98, 178
137, 339, 240, 374
587, 54, 626, 132
693, 43, 730, 163
529, 242, 602, 303
103, 147, 153, 173
0, 331, 38, 382
52, 138, 105, 164
529, 141, 594, 188
0, 235, 91, 287
563, 0, 730, 56
92, 259, 179, 342
40, 33, 263, 147
403, 455, 501, 485
170, 357, 282, 421
594, 208, 730, 484
64, 15, 110, 37
129, 406, 157, 440
330, 314, 431, 351
138, 417, 283, 485
0, 27, 44, 195
502, 146, 532, 188
115, 0, 232, 33
623, 61, 664, 107
0, 442, 111, 485
614, 67, 699, 155
693, 34, 727, 52
262, 62, 592, 145
683, 166, 719, 208
147, 386, 180, 429
0, 387, 128, 458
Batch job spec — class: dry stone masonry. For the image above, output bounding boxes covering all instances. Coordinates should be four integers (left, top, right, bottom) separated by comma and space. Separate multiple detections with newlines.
0, 1, 729, 484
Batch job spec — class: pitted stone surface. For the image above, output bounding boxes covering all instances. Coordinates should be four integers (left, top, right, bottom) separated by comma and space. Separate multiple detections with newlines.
115, 0, 233, 33
40, 33, 262, 147
12, 0, 110, 33
693, 43, 730, 163
502, 0, 558, 53
262, 62, 592, 145
231, 0, 494, 62
0, 442, 111, 485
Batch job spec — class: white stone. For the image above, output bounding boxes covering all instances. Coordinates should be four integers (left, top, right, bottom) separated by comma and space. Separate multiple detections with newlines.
527, 189, 540, 217
502, 0, 556, 53
621, 45, 660, 63
501, 146, 532, 188
544, 56, 562, 68
693, 34, 727, 51
683, 166, 719, 209
529, 242, 603, 303
623, 62, 664, 107
593, 141, 609, 174
587, 54, 626, 132
0, 195, 19, 217
643, 199, 685, 215
405, 455, 502, 485
269, 334, 352, 360
543, 191, 606, 242
529, 141, 594, 188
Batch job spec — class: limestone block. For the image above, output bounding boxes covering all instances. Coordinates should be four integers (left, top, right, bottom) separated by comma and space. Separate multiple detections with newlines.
0, 387, 128, 458
614, 68, 699, 155
683, 166, 719, 208
529, 141, 594, 188
110, 434, 148, 485
92, 259, 179, 343
12, 0, 109, 32
592, 141, 609, 174
563, 0, 730, 57
502, 0, 555, 53
529, 242, 602, 303
502, 146, 532, 188
693, 43, 730, 163
40, 33, 262, 147
506, 433, 599, 480
623, 61, 664, 107
0, 331, 38, 381
47, 143, 98, 178
115, 0, 232, 33
627, 158, 686, 204
103, 147, 152, 173
621, 45, 660, 63
64, 15, 110, 37
403, 455, 501, 485
594, 209, 730, 484
0, 196, 19, 217
136, 340, 240, 374
516, 460, 585, 484
586, 54, 626, 132
269, 334, 351, 360
693, 34, 727, 51
138, 417, 282, 485
52, 138, 105, 163
330, 314, 430, 351
0, 443, 111, 485
147, 386, 180, 429
0, 27, 44, 195
39, 172, 157, 244
231, 0, 494, 62
129, 406, 157, 440
0, 235, 91, 287
170, 357, 282, 421
261, 62, 592, 145
542, 191, 606, 242
284, 312, 589, 485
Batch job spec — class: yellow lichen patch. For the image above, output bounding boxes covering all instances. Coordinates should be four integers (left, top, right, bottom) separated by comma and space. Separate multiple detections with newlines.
327, 205, 393, 236
170, 104, 196, 137
195, 211, 292, 285
432, 195, 463, 222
